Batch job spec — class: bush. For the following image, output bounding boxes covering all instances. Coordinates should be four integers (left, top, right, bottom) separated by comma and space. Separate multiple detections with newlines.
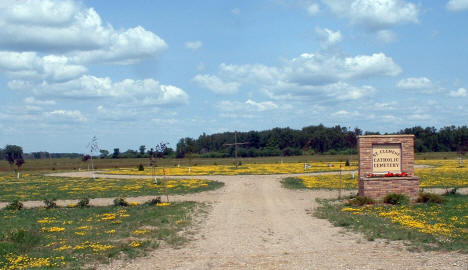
9, 229, 41, 249
416, 193, 444, 204
6, 200, 23, 210
444, 188, 458, 196
78, 198, 90, 208
383, 193, 409, 205
146, 196, 162, 205
43, 199, 57, 209
348, 196, 375, 206
113, 197, 129, 207
138, 164, 144, 171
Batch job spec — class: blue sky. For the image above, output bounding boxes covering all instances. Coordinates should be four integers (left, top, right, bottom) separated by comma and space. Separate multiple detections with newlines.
0, 0, 467, 153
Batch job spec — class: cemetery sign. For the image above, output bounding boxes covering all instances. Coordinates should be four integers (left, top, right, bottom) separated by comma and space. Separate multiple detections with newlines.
358, 135, 419, 200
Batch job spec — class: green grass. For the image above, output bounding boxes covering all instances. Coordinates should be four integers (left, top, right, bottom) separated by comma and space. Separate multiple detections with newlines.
314, 194, 468, 252
0, 172, 224, 202
0, 202, 201, 269
281, 177, 307, 189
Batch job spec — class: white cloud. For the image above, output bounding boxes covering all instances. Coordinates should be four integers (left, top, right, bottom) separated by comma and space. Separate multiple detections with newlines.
24, 97, 56, 106
193, 74, 240, 94
322, 0, 419, 30
245, 99, 279, 111
10, 76, 189, 105
287, 52, 401, 85
307, 3, 320, 16
397, 77, 437, 93
408, 113, 430, 120
219, 63, 281, 85
449, 88, 467, 97
332, 110, 360, 117
376, 30, 397, 42
217, 99, 278, 112
45, 110, 87, 122
197, 51, 397, 103
315, 27, 343, 48
185, 41, 203, 50
70, 26, 167, 65
0, 0, 167, 64
447, 0, 468, 11
0, 51, 87, 82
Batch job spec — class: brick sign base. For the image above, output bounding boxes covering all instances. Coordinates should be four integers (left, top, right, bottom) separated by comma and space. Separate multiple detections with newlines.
358, 135, 420, 200
359, 177, 419, 199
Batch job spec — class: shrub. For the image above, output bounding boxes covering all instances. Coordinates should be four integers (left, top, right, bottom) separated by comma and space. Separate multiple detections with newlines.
138, 164, 144, 171
444, 188, 458, 196
348, 196, 375, 206
416, 193, 444, 204
43, 199, 57, 209
113, 197, 129, 207
383, 193, 409, 205
146, 196, 162, 205
10, 229, 41, 249
78, 198, 90, 208
6, 200, 23, 210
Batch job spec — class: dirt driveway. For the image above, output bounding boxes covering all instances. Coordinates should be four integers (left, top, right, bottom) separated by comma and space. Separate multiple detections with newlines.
61, 172, 463, 270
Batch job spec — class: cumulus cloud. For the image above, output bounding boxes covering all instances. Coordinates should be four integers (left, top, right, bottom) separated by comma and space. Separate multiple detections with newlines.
287, 52, 401, 85
24, 97, 56, 106
0, 51, 87, 82
397, 77, 437, 93
0, 0, 167, 64
447, 0, 468, 11
332, 110, 360, 117
193, 74, 240, 94
10, 76, 189, 105
196, 51, 397, 103
449, 88, 467, 97
45, 109, 87, 122
322, 0, 419, 30
217, 99, 278, 112
245, 99, 279, 111
185, 41, 203, 50
315, 27, 343, 48
307, 3, 320, 16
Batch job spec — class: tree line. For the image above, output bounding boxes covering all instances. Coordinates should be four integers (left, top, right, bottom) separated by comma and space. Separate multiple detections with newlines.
174, 125, 468, 158
2, 125, 468, 161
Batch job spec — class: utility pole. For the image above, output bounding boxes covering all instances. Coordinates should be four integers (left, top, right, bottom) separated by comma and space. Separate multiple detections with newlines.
224, 131, 248, 168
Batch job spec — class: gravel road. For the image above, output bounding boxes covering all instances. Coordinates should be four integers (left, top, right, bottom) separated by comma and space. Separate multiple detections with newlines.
89, 173, 465, 270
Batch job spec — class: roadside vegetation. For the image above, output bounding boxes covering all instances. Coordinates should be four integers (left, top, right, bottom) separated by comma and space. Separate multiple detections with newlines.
0, 173, 223, 202
314, 193, 467, 252
281, 159, 468, 190
0, 202, 202, 269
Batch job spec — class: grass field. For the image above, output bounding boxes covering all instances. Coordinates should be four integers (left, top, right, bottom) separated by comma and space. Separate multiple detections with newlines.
0, 202, 201, 269
0, 173, 223, 202
282, 159, 468, 190
314, 194, 468, 252
0, 152, 460, 172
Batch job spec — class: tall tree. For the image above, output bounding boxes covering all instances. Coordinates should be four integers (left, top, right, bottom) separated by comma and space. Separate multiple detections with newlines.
139, 145, 146, 156
4, 145, 23, 173
112, 148, 120, 159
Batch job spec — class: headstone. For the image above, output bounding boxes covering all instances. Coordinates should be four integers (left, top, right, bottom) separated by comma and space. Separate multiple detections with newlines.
358, 135, 419, 200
